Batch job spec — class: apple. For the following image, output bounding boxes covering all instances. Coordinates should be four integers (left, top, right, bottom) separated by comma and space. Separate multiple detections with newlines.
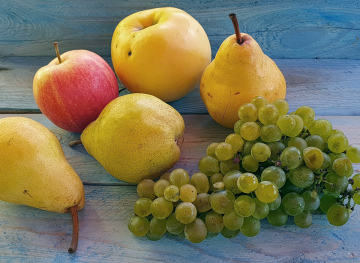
33, 43, 119, 133
111, 7, 212, 102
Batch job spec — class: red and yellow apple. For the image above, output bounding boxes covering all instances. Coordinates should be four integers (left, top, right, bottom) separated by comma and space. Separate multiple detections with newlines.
33, 45, 119, 133
111, 7, 212, 102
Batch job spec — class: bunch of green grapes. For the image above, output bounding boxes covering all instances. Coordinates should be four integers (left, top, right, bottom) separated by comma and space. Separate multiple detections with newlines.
128, 96, 360, 243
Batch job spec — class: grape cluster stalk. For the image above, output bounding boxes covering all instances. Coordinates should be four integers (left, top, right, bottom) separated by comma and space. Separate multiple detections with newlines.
128, 96, 360, 243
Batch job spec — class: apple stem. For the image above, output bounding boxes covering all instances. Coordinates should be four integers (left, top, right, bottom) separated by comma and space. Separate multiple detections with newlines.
229, 13, 243, 45
54, 42, 62, 64
68, 205, 79, 254
69, 139, 83, 147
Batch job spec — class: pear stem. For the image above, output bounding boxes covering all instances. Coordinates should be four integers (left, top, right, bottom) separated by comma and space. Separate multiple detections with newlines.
68, 205, 79, 254
54, 42, 62, 64
229, 13, 243, 45
69, 139, 83, 147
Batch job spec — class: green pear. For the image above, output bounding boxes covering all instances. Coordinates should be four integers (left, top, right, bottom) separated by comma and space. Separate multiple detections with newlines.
0, 117, 85, 253
79, 93, 185, 183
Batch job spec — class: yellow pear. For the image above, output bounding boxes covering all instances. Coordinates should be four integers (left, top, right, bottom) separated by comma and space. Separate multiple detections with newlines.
0, 117, 85, 253
79, 93, 185, 183
200, 13, 286, 128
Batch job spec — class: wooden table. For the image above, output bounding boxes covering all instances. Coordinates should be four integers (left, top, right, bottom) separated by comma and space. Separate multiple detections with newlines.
1, 57, 360, 262
1, 1, 360, 262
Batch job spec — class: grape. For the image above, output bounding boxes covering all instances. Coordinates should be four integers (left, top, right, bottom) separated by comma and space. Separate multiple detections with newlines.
241, 155, 259, 172
280, 146, 303, 170
304, 135, 324, 151
281, 192, 305, 216
353, 191, 360, 205
251, 96, 268, 109
255, 181, 279, 203
327, 204, 349, 226
251, 142, 271, 162
258, 104, 280, 125
184, 218, 207, 243
301, 190, 320, 212
225, 133, 244, 154
302, 147, 324, 170
267, 207, 288, 226
294, 106, 315, 127
206, 142, 219, 159
175, 202, 197, 224
180, 184, 197, 202
352, 173, 360, 190
154, 179, 170, 197
209, 173, 224, 191
268, 194, 282, 211
190, 172, 210, 194
193, 193, 211, 212
134, 198, 152, 217
328, 152, 347, 165
316, 152, 331, 172
137, 179, 155, 200
166, 213, 184, 235
128, 216, 150, 237
240, 216, 261, 237
287, 137, 308, 151
252, 198, 269, 220
198, 156, 220, 176
160, 172, 171, 181
223, 209, 244, 230
261, 166, 286, 189
146, 231, 163, 241
281, 180, 303, 196
267, 141, 286, 161
163, 185, 180, 202
241, 140, 257, 156
288, 166, 314, 188
223, 170, 242, 194
220, 227, 240, 238
149, 217, 167, 236
238, 103, 258, 122
234, 120, 245, 135
327, 133, 349, 153
276, 115, 296, 135
320, 194, 339, 213
209, 189, 235, 214
294, 210, 312, 228
260, 124, 283, 142
169, 168, 190, 188
272, 99, 289, 116
237, 173, 258, 193
324, 171, 349, 194
205, 211, 224, 233
308, 119, 333, 139
215, 142, 234, 161
287, 114, 304, 137
220, 159, 240, 175
150, 197, 174, 219
332, 157, 353, 177
234, 195, 256, 217
240, 122, 261, 141
346, 144, 360, 163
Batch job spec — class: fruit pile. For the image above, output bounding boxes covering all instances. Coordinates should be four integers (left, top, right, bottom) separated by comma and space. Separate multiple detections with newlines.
128, 96, 360, 243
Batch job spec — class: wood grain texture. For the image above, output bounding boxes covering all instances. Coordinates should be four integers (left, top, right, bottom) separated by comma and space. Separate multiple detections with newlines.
0, 114, 359, 186
0, 184, 360, 262
1, 0, 359, 59
1, 57, 360, 116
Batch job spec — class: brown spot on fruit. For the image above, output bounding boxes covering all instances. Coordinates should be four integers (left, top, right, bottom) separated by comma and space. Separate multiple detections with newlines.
207, 93, 213, 98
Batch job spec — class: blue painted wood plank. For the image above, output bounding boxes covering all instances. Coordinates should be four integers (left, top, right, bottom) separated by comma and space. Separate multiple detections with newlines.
1, 57, 360, 116
0, 0, 359, 59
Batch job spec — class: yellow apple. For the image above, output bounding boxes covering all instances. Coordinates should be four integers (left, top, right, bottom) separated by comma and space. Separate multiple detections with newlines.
111, 7, 211, 102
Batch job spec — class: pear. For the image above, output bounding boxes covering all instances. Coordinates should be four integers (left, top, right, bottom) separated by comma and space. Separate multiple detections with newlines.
77, 93, 185, 183
0, 117, 85, 253
200, 13, 286, 128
